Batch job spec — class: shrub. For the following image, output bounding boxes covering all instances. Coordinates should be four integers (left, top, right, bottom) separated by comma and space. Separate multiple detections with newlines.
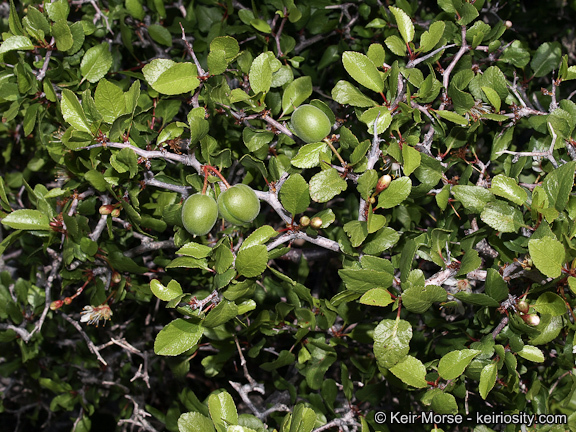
1, 1, 576, 431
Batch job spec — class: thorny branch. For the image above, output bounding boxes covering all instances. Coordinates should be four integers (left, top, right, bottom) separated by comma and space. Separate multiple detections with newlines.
61, 313, 108, 365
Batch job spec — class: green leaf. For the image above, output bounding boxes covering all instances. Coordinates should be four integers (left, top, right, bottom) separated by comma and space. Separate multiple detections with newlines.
80, 43, 112, 83
438, 349, 481, 380
291, 142, 328, 168
343, 221, 368, 247
402, 145, 421, 176
142, 59, 200, 95
389, 355, 428, 388
402, 285, 446, 313
154, 318, 203, 356
94, 79, 127, 124
242, 128, 273, 152
389, 6, 414, 44
490, 174, 527, 205
282, 76, 313, 115
452, 185, 494, 213
45, 0, 69, 21
260, 350, 295, 371
209, 391, 238, 431
457, 249, 481, 276
362, 227, 400, 254
528, 237, 564, 278
479, 363, 498, 400
52, 19, 73, 51
517, 345, 544, 363
1, 209, 51, 230
385, 35, 407, 56
61, 89, 91, 133
9, 0, 24, 35
150, 279, 182, 301
339, 268, 393, 292
125, 0, 145, 21
240, 225, 278, 250
542, 161, 575, 212
176, 243, 212, 259
342, 51, 384, 93
0, 36, 34, 55
435, 110, 469, 125
485, 268, 508, 302
178, 412, 215, 432
289, 404, 316, 432
157, 122, 185, 146
453, 292, 500, 307
210, 36, 240, 60
531, 42, 562, 78
166, 257, 210, 271
331, 80, 378, 107
359, 288, 393, 307
357, 170, 378, 199
367, 43, 386, 67
373, 319, 412, 369
249, 52, 273, 94
207, 49, 227, 75
532, 292, 567, 316
250, 18, 271, 33
309, 169, 347, 203
280, 174, 310, 216
358, 107, 392, 134
147, 24, 172, 46
430, 392, 458, 415
480, 200, 524, 233
235, 245, 268, 278
481, 86, 501, 112
377, 177, 411, 209
203, 300, 238, 328
456, 2, 479, 26
419, 21, 445, 52
367, 213, 386, 234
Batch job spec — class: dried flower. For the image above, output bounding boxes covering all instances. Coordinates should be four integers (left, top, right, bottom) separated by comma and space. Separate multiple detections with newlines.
80, 304, 113, 326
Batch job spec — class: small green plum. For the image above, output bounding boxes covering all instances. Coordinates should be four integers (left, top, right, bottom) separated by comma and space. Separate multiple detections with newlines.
517, 300, 530, 313
181, 193, 219, 236
290, 104, 332, 144
217, 184, 260, 225
310, 216, 323, 230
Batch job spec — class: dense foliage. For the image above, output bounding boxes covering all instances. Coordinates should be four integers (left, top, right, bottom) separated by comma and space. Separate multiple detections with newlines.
2, 1, 576, 431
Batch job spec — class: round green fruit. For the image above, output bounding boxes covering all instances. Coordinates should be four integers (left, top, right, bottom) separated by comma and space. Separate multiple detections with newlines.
181, 193, 219, 236
217, 184, 260, 225
290, 104, 332, 144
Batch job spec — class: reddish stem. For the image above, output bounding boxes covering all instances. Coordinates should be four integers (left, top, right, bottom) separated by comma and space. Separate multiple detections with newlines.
203, 165, 231, 188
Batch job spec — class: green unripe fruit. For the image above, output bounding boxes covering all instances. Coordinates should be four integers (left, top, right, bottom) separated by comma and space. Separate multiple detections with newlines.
517, 300, 530, 314
290, 104, 332, 144
182, 193, 219, 236
217, 184, 260, 226
522, 313, 540, 326
299, 216, 310, 227
310, 216, 323, 230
